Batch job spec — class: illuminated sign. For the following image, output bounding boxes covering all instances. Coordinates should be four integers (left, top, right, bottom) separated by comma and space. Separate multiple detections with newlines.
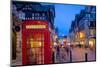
26, 25, 46, 29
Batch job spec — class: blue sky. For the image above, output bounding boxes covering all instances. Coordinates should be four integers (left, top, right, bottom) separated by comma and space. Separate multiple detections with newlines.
54, 4, 85, 36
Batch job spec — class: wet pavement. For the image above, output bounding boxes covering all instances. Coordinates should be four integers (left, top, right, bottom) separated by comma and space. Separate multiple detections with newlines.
54, 46, 96, 63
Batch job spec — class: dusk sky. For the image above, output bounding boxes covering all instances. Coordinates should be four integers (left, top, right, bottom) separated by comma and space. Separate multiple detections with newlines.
54, 4, 85, 36
14, 2, 85, 37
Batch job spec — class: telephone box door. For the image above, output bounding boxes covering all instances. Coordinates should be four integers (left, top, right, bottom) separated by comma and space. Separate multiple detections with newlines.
22, 21, 52, 65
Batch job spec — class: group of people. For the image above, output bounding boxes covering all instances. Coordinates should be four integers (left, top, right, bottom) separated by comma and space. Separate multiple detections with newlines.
53, 43, 71, 63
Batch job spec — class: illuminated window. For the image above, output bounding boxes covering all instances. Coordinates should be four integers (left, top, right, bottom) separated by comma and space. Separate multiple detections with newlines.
37, 17, 39, 20
90, 29, 95, 35
39, 17, 40, 20
79, 32, 85, 39
32, 16, 34, 19
42, 13, 45, 16
42, 17, 45, 20
80, 41, 85, 45
25, 17, 27, 20
35, 13, 39, 16
32, 13, 34, 16
34, 17, 37, 20
89, 38, 95, 48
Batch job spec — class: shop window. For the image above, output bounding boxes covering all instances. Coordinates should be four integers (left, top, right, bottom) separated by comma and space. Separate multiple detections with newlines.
89, 38, 95, 48
90, 29, 96, 36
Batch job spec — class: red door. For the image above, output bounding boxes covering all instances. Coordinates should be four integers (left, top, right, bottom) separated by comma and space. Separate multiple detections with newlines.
22, 20, 52, 65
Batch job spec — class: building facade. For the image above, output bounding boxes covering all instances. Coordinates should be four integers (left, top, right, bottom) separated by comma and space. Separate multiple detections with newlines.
69, 6, 96, 49
12, 1, 55, 65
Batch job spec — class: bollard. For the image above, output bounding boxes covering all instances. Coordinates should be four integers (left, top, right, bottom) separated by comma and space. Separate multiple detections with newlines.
70, 50, 72, 62
85, 53, 88, 62
52, 51, 54, 63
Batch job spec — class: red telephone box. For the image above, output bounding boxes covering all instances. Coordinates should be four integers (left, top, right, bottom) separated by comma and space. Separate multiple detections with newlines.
22, 20, 52, 65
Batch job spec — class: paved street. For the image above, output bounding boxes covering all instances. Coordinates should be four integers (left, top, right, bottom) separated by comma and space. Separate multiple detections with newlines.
54, 46, 96, 63
54, 46, 70, 63
71, 47, 96, 62
71, 47, 85, 62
